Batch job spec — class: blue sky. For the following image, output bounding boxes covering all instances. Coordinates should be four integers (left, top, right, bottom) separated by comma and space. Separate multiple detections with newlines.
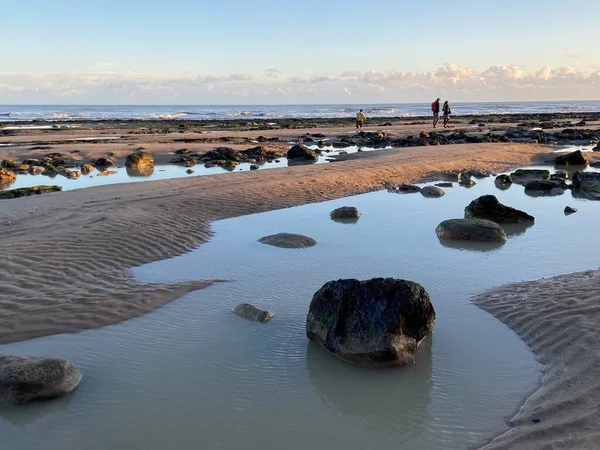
1, 0, 599, 104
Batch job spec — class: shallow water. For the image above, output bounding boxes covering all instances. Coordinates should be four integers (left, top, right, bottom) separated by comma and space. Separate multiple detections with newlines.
2, 167, 600, 449
4, 144, 388, 191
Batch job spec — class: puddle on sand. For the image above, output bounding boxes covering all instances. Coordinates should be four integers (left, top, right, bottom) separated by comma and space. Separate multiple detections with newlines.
2, 167, 600, 449
3, 145, 389, 192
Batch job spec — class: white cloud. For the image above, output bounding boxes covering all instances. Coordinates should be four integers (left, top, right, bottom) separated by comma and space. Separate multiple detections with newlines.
1, 63, 599, 103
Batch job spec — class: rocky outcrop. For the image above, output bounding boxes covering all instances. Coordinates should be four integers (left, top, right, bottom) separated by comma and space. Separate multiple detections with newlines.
436, 218, 508, 242
233, 303, 274, 323
0, 185, 62, 200
420, 186, 445, 198
125, 151, 154, 167
330, 206, 360, 220
258, 233, 317, 248
465, 195, 534, 224
555, 150, 588, 166
287, 144, 317, 162
0, 355, 82, 404
306, 278, 435, 367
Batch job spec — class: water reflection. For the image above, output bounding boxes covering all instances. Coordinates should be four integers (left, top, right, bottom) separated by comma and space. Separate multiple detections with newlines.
330, 217, 360, 225
306, 338, 433, 436
0, 395, 73, 427
126, 166, 155, 177
437, 238, 505, 252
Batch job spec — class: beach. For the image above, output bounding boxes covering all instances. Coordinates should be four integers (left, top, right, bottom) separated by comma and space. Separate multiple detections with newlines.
1, 115, 600, 448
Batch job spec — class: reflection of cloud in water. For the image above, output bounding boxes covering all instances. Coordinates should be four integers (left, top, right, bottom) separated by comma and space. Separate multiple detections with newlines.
438, 238, 505, 252
0, 394, 73, 427
306, 337, 432, 438
126, 166, 155, 177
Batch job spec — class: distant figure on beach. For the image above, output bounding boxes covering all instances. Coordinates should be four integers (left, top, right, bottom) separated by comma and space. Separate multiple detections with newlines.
431, 99, 440, 128
443, 101, 451, 128
356, 109, 366, 129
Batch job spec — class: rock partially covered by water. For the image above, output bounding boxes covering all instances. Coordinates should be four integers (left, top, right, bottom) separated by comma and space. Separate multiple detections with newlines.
555, 150, 588, 166
233, 303, 274, 323
0, 168, 16, 187
420, 186, 445, 198
0, 355, 82, 404
494, 174, 513, 190
287, 144, 317, 162
564, 206, 577, 215
465, 195, 534, 224
125, 151, 154, 167
572, 171, 600, 199
397, 184, 421, 193
510, 169, 550, 184
330, 206, 360, 220
306, 278, 435, 367
0, 185, 62, 200
436, 218, 508, 242
80, 164, 94, 175
524, 179, 562, 192
258, 233, 317, 249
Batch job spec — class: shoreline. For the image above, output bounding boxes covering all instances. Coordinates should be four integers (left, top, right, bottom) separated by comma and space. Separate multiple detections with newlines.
0, 138, 598, 447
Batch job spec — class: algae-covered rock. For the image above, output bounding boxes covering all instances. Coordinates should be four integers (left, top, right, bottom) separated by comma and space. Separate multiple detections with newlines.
0, 185, 62, 200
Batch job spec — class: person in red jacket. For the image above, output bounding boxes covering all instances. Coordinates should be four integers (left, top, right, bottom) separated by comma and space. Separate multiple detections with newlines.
431, 98, 441, 128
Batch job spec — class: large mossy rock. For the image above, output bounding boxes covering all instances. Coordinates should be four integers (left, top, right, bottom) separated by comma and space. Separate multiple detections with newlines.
555, 150, 588, 166
287, 144, 317, 162
436, 218, 507, 242
0, 355, 82, 404
306, 278, 435, 367
465, 195, 534, 224
0, 185, 62, 200
258, 233, 317, 249
572, 171, 600, 199
125, 151, 154, 167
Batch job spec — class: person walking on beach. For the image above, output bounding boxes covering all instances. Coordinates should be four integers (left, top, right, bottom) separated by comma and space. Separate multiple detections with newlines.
431, 98, 440, 128
442, 100, 451, 128
356, 109, 366, 129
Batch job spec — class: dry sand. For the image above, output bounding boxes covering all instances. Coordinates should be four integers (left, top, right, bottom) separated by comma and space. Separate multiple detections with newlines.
0, 134, 598, 448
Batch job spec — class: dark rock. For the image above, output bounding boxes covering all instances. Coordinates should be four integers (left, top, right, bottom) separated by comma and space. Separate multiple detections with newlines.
222, 161, 239, 171
233, 303, 274, 323
421, 186, 445, 198
572, 171, 600, 199
470, 169, 490, 178
435, 182, 453, 188
125, 151, 154, 167
495, 174, 513, 190
465, 195, 534, 224
249, 164, 259, 170
524, 179, 562, 191
306, 278, 435, 367
1, 159, 16, 168
60, 169, 80, 180
175, 148, 190, 155
510, 169, 550, 183
29, 165, 46, 175
555, 150, 588, 166
564, 206, 577, 215
459, 177, 476, 187
552, 170, 568, 179
94, 157, 114, 168
397, 184, 421, 193
330, 206, 360, 220
126, 166, 154, 177
0, 355, 82, 404
202, 147, 241, 162
170, 155, 196, 166
186, 169, 194, 174
287, 144, 317, 161
258, 233, 317, 249
436, 218, 508, 242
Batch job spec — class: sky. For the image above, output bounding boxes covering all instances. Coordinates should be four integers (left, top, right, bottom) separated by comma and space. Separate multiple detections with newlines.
1, 0, 600, 104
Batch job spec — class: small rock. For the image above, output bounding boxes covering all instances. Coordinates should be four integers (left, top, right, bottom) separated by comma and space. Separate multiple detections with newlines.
397, 184, 421, 193
564, 206, 577, 215
436, 218, 507, 242
435, 182, 453, 188
250, 164, 259, 170
531, 418, 541, 424
258, 233, 317, 249
459, 178, 476, 187
233, 303, 274, 323
186, 169, 194, 174
330, 206, 360, 220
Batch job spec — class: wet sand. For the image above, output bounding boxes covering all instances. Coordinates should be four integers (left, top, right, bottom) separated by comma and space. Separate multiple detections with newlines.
1, 119, 599, 448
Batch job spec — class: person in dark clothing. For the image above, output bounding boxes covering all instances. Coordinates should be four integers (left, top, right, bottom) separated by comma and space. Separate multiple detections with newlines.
431, 98, 440, 128
443, 101, 451, 128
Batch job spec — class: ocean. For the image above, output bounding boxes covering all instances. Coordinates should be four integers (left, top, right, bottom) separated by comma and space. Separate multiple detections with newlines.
1, 101, 599, 122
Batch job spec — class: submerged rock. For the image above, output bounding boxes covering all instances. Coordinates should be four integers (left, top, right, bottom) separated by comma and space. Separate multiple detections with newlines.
555, 150, 588, 166
330, 206, 360, 220
306, 278, 435, 367
287, 144, 317, 162
510, 169, 550, 183
125, 150, 154, 167
233, 303, 274, 323
436, 218, 508, 242
420, 186, 445, 198
0, 355, 82, 404
465, 195, 534, 224
258, 233, 317, 249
